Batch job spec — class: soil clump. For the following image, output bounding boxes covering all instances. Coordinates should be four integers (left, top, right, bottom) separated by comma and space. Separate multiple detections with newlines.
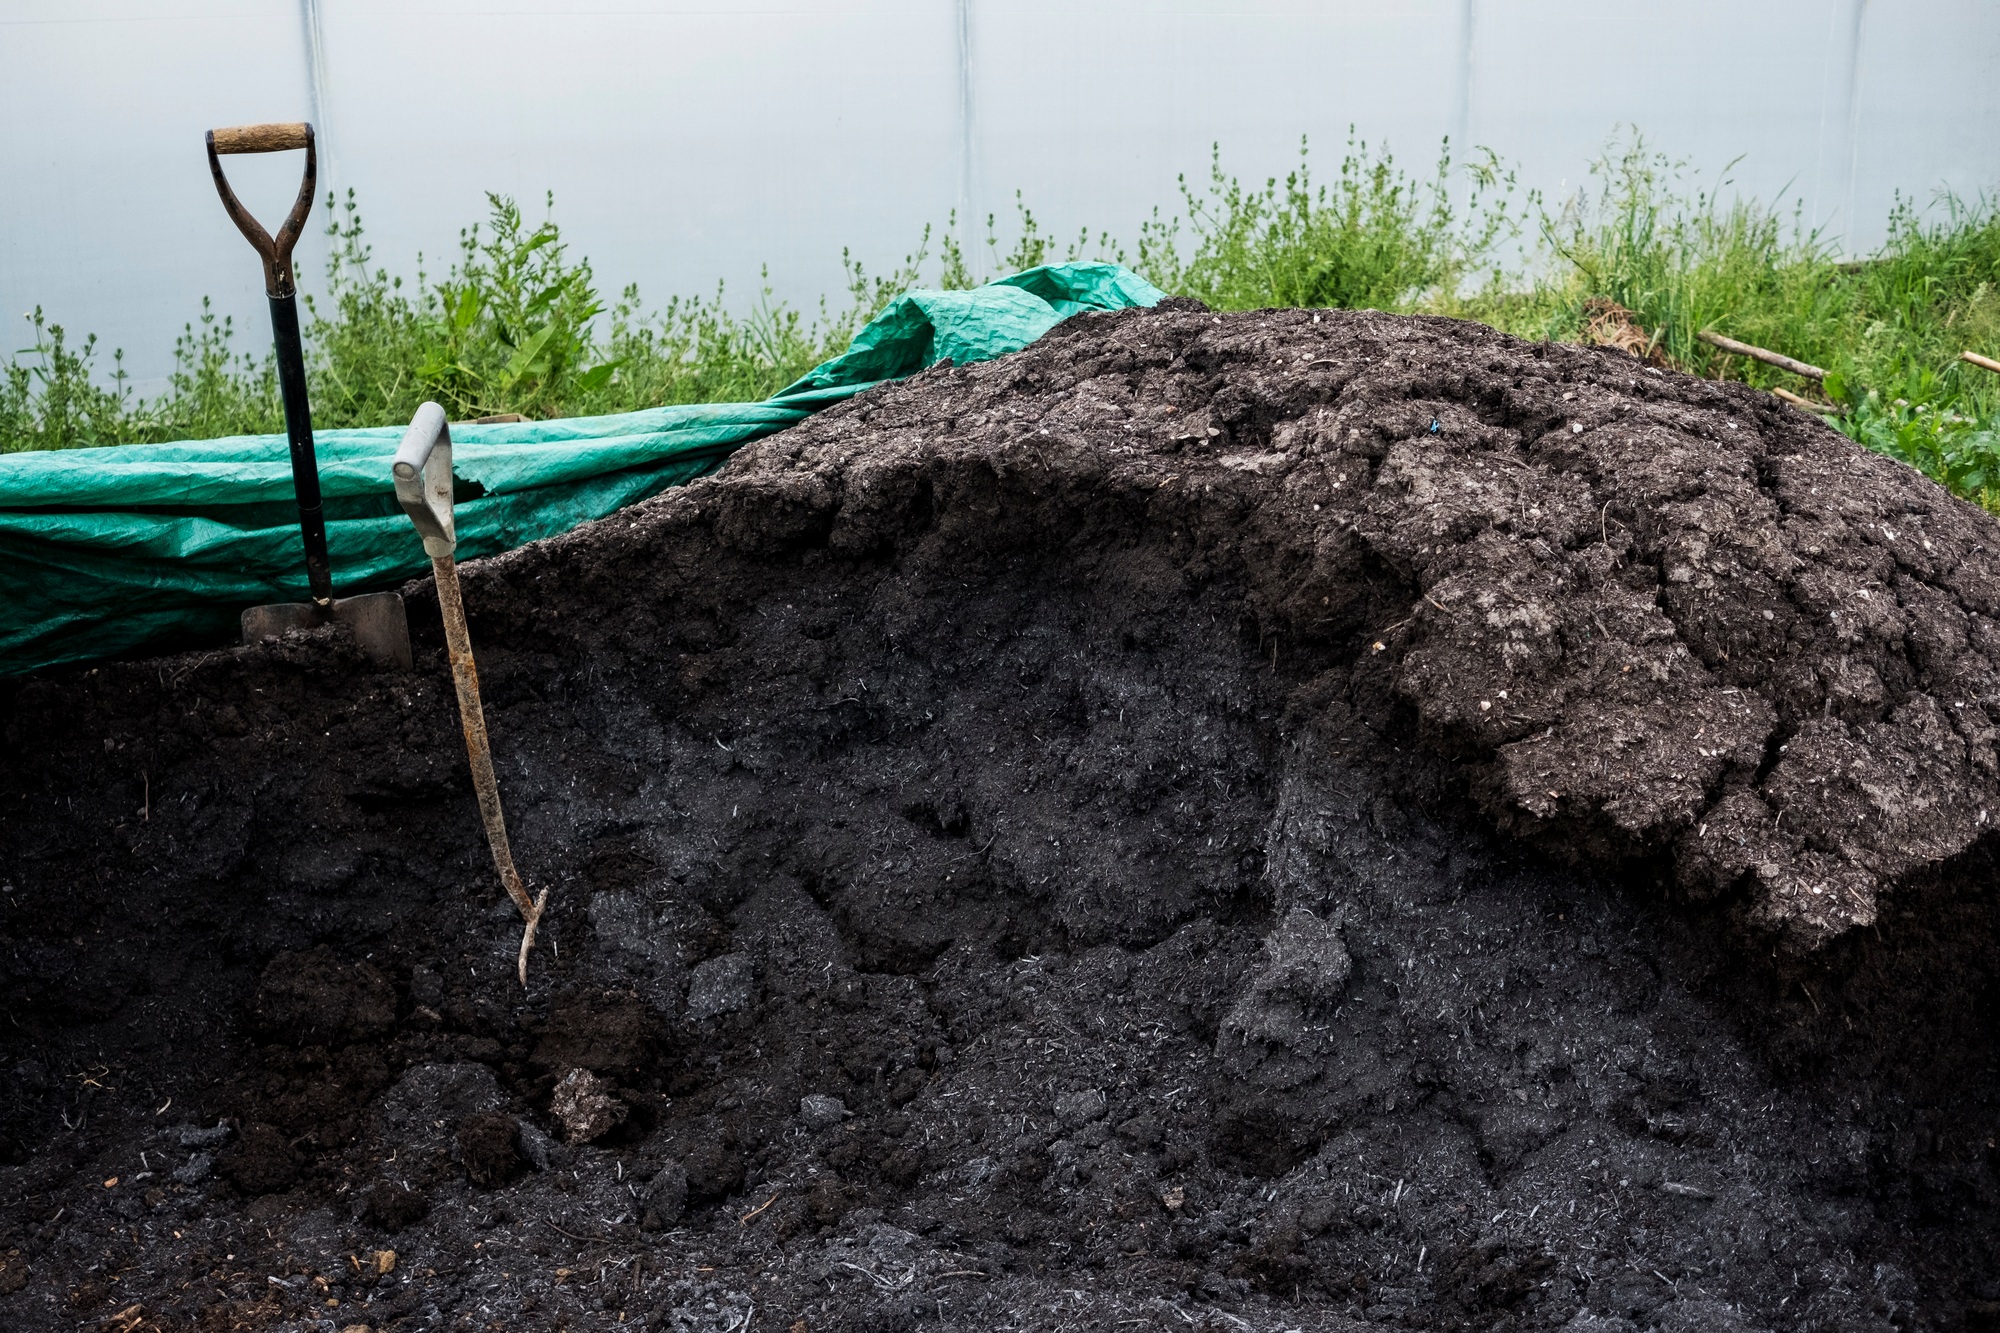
2, 303, 1998, 1330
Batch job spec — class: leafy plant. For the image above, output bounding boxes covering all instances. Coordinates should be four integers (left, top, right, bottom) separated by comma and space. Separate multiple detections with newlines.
1135, 133, 1526, 313
7, 134, 2000, 518
1838, 381, 2000, 504
151, 300, 283, 440
414, 193, 618, 419
0, 311, 133, 452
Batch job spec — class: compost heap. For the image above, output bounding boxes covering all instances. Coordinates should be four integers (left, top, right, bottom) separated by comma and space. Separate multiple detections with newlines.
2, 302, 1998, 1333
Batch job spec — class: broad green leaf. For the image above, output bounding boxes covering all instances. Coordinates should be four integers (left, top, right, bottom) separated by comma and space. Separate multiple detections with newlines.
500, 325, 557, 389
575, 361, 619, 394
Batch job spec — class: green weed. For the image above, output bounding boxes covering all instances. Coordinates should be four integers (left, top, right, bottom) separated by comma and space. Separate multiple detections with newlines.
7, 134, 2000, 514
302, 190, 861, 425
1447, 135, 2000, 507
1137, 133, 1526, 313
0, 311, 135, 451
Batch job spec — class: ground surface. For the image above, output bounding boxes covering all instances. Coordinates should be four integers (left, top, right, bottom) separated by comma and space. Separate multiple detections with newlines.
2, 304, 1998, 1333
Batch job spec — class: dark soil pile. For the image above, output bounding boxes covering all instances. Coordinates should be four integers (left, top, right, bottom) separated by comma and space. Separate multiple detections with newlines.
3, 303, 1999, 1333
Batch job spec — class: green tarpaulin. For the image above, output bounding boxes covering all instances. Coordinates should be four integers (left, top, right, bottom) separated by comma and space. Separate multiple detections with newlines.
0, 264, 1164, 677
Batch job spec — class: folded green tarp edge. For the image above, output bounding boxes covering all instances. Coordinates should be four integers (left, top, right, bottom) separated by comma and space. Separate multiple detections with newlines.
0, 263, 1164, 677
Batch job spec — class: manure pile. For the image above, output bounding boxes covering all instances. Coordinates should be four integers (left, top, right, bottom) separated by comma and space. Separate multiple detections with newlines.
3, 302, 1998, 1332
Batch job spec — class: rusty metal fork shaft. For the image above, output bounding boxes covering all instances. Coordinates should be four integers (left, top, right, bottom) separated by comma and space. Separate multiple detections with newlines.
432, 551, 546, 984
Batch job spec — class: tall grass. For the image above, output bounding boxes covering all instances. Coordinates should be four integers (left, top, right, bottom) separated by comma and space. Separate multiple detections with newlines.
6, 132, 2000, 508
1453, 140, 2000, 505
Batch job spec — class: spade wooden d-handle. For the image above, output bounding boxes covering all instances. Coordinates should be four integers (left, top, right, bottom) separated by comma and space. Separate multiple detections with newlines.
210, 122, 311, 154
205, 121, 317, 297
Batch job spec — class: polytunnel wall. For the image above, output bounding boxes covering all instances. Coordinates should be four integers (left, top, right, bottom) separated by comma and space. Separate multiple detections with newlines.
4, 0, 1998, 390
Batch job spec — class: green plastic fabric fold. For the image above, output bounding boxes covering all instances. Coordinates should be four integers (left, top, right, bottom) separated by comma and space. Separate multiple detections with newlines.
0, 263, 1163, 677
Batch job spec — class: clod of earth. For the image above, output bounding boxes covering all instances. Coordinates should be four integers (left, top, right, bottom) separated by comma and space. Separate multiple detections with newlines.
1221, 905, 1351, 1046
686, 952, 758, 1022
453, 1111, 524, 1187
639, 1158, 690, 1231
1, 302, 1996, 1329
360, 1180, 429, 1232
549, 1068, 628, 1144
798, 1093, 848, 1131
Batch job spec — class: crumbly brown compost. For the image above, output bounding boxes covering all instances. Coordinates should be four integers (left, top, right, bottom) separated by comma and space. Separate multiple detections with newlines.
2, 304, 1997, 1332
721, 300, 2000, 949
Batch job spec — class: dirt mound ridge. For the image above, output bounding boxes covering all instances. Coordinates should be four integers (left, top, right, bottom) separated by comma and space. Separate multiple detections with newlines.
2, 303, 1997, 1330
656, 299, 2000, 946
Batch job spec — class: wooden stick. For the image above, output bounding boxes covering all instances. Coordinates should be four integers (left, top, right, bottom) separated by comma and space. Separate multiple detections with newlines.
209, 122, 310, 155
1771, 387, 1837, 414
1697, 330, 1826, 380
433, 551, 547, 986
1961, 350, 2000, 375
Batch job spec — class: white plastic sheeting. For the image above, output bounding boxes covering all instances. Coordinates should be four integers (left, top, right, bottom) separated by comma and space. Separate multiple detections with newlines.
4, 0, 1997, 389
